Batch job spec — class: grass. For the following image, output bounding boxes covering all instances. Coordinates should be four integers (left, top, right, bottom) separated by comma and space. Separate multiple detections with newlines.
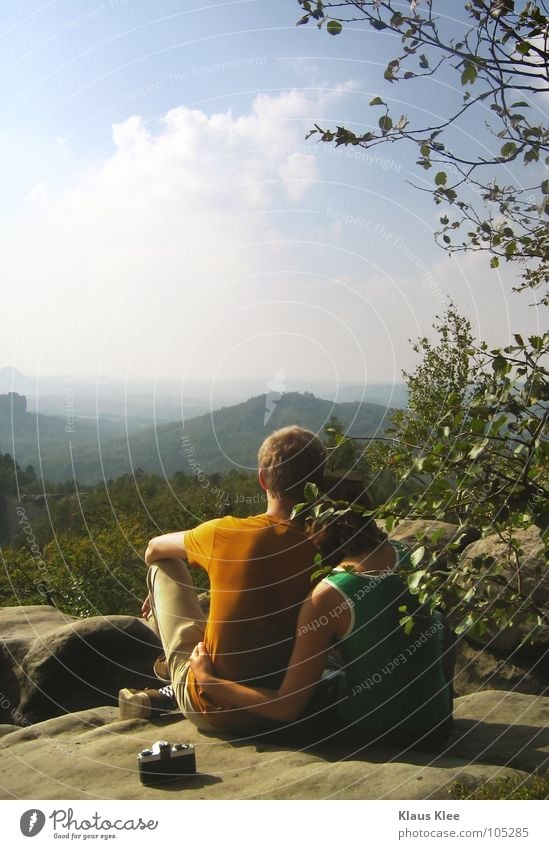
451, 772, 549, 800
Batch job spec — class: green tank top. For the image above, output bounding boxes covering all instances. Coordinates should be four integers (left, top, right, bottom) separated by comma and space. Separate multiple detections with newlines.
323, 541, 451, 733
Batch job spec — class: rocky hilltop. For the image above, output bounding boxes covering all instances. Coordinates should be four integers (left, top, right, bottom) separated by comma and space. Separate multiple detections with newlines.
0, 519, 547, 800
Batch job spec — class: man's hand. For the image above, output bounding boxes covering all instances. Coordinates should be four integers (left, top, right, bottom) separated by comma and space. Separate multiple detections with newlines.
141, 594, 152, 619
189, 641, 214, 685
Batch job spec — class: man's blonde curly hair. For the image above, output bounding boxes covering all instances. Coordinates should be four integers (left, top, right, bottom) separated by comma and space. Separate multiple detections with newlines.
258, 426, 326, 500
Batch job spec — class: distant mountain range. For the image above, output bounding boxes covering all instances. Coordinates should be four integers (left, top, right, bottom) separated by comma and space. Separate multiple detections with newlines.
0, 367, 407, 421
0, 389, 397, 484
0, 367, 210, 422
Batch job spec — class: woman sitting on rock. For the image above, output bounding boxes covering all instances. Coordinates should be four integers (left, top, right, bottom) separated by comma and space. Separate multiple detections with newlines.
190, 478, 455, 748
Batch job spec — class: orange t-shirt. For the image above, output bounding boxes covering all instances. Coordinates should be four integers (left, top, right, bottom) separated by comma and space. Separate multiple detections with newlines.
184, 513, 316, 731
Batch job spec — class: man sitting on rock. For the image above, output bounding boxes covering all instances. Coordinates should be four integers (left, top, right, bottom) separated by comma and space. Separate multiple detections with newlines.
119, 426, 325, 733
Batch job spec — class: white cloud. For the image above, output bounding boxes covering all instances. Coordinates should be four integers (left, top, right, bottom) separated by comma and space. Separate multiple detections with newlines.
24, 181, 48, 205
278, 151, 317, 201
2, 88, 349, 380
3, 82, 542, 388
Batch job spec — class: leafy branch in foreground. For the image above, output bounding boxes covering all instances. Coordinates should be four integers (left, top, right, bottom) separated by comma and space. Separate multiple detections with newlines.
296, 1, 549, 302
318, 310, 548, 642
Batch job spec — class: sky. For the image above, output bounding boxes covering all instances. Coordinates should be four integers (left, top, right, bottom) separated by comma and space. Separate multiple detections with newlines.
1, 0, 546, 396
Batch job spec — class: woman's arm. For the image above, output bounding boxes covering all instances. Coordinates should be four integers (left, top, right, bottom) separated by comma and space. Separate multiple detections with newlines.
190, 583, 340, 723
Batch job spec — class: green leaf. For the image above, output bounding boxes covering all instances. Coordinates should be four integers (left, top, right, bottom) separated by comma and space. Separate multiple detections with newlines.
304, 482, 319, 501
378, 115, 393, 133
385, 59, 400, 80
316, 508, 335, 523
408, 566, 426, 590
311, 565, 331, 582
370, 19, 388, 30
455, 614, 475, 635
369, 96, 384, 106
291, 502, 307, 518
326, 19, 342, 35
500, 141, 517, 158
490, 256, 499, 268
505, 240, 517, 259
470, 418, 486, 434
435, 171, 447, 186
468, 439, 488, 459
419, 53, 429, 69
461, 61, 478, 86
399, 615, 415, 636
490, 413, 508, 436
410, 546, 426, 568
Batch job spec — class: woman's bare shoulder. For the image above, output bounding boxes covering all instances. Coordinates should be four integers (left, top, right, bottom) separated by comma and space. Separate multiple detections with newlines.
307, 577, 352, 636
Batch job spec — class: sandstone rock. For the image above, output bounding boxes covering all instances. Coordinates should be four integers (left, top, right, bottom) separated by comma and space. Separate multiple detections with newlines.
0, 607, 163, 724
459, 526, 548, 652
453, 639, 547, 698
0, 642, 21, 725
385, 524, 547, 686
18, 615, 163, 724
388, 519, 480, 558
0, 606, 77, 724
0, 605, 75, 640
0, 691, 546, 800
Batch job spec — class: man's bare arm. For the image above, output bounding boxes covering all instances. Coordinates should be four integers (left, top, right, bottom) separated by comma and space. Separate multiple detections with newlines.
145, 531, 187, 566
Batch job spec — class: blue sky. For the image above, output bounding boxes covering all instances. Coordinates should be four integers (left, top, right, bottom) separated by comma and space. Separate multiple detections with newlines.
1, 0, 545, 392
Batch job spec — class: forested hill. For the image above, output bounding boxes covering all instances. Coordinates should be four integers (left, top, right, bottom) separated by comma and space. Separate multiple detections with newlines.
0, 391, 391, 484
127, 391, 390, 478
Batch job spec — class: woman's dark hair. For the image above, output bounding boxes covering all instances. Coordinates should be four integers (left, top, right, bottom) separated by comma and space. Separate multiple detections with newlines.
306, 475, 388, 567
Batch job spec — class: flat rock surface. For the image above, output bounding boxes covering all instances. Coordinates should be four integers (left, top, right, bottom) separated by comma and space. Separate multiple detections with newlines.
0, 691, 547, 800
